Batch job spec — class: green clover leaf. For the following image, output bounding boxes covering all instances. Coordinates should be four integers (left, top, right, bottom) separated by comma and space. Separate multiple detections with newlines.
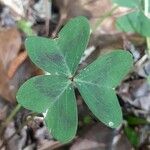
112, 0, 150, 37
112, 0, 143, 9
17, 16, 133, 143
116, 11, 150, 37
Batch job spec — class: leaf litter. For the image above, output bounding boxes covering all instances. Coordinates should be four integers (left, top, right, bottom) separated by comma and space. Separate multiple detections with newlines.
0, 0, 150, 149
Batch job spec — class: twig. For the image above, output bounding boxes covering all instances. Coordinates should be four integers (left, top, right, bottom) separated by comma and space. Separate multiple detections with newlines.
45, 0, 51, 36
7, 51, 28, 79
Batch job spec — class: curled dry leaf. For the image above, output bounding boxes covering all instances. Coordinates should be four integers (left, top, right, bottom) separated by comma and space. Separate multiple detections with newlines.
53, 0, 113, 35
53, 0, 131, 35
0, 28, 21, 101
54, 0, 111, 19
0, 28, 21, 70
70, 124, 113, 150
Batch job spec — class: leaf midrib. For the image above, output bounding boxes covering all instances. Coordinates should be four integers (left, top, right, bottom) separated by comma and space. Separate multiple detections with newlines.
54, 39, 72, 76
49, 81, 71, 105
75, 79, 116, 90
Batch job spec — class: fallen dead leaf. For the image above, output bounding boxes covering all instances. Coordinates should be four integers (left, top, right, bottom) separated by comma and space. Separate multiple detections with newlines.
0, 28, 21, 101
0, 28, 21, 70
70, 123, 132, 150
38, 140, 64, 150
53, 0, 132, 35
0, 106, 8, 121
54, 0, 111, 19
0, 62, 12, 101
52, 0, 112, 36
70, 123, 113, 150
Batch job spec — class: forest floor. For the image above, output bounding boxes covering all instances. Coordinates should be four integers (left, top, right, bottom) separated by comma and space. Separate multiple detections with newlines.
0, 0, 150, 150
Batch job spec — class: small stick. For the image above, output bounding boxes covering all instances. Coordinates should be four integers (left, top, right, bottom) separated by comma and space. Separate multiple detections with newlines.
7, 51, 27, 79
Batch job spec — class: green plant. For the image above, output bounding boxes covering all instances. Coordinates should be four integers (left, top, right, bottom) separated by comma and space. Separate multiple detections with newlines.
113, 0, 150, 37
16, 16, 133, 143
112, 1, 150, 147
17, 19, 35, 36
124, 125, 140, 148
125, 115, 149, 125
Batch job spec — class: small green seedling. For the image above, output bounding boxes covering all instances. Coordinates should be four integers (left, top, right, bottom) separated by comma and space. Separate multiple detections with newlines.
124, 125, 140, 148
17, 16, 133, 143
113, 0, 150, 37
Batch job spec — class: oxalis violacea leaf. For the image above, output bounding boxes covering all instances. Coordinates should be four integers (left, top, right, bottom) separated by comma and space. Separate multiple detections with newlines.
112, 0, 142, 9
17, 16, 133, 143
112, 0, 150, 37
116, 11, 150, 37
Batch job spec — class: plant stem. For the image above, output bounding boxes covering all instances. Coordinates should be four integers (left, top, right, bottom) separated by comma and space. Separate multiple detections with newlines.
5, 104, 21, 125
92, 5, 119, 33
0, 104, 21, 136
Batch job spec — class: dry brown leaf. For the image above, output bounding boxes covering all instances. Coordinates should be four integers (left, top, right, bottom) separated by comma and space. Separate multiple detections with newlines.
70, 124, 113, 150
0, 28, 21, 101
70, 123, 132, 150
0, 28, 21, 70
54, 0, 111, 19
53, 0, 114, 34
0, 106, 8, 121
38, 141, 64, 150
53, 0, 132, 34
0, 70, 12, 101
